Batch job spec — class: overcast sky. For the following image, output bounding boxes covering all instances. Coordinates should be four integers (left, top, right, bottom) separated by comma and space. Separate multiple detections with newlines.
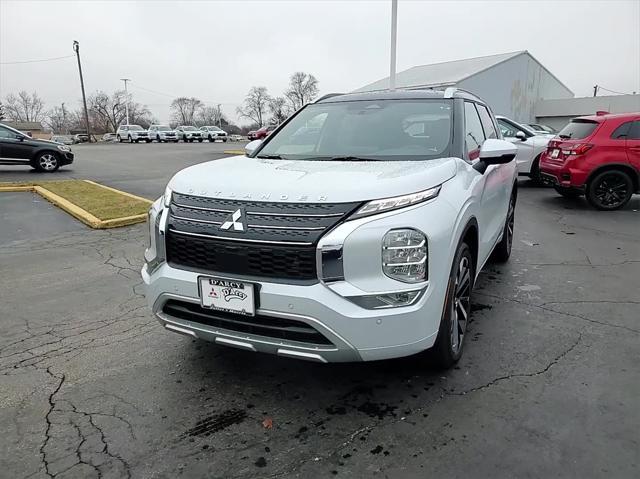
1, 0, 639, 125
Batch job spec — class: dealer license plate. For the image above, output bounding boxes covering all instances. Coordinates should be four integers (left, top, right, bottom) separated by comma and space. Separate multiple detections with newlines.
199, 277, 255, 316
551, 148, 560, 158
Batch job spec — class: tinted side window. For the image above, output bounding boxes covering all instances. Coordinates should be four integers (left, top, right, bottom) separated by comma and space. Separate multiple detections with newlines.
0, 126, 16, 139
610, 122, 631, 139
477, 105, 498, 139
628, 120, 640, 140
464, 102, 486, 159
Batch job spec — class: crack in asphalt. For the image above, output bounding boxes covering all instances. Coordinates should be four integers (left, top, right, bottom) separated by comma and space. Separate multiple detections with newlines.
476, 292, 640, 334
39, 367, 66, 478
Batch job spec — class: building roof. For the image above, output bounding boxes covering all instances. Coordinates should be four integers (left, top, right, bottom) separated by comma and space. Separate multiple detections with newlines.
2, 120, 45, 131
535, 94, 640, 118
354, 51, 526, 93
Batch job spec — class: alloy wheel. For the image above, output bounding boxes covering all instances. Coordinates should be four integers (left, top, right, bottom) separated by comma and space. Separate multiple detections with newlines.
594, 173, 629, 208
39, 154, 58, 171
450, 255, 471, 354
505, 196, 515, 254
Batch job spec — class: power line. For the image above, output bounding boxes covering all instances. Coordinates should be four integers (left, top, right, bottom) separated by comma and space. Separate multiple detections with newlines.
0, 54, 74, 65
597, 86, 632, 95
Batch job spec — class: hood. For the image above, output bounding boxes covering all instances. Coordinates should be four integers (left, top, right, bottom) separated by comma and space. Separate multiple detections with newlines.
169, 156, 458, 203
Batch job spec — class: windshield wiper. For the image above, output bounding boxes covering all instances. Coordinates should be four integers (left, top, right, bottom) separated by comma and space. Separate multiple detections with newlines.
558, 134, 572, 139
316, 156, 380, 162
256, 154, 287, 159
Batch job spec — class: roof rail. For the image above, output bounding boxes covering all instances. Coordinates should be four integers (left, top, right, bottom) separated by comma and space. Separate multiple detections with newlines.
443, 87, 487, 104
315, 93, 344, 103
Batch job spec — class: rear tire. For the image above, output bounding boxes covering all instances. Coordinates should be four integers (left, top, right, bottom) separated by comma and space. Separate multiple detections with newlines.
430, 242, 474, 369
586, 170, 633, 210
530, 156, 542, 185
491, 189, 516, 263
554, 186, 582, 198
198, 138, 203, 143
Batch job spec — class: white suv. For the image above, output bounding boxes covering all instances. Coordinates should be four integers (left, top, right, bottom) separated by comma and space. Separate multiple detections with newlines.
175, 126, 203, 142
200, 126, 228, 142
116, 125, 150, 143
496, 115, 553, 183
148, 125, 179, 143
142, 89, 517, 368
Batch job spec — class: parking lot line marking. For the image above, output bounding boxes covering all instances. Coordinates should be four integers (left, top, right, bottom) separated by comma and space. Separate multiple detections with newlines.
83, 180, 153, 204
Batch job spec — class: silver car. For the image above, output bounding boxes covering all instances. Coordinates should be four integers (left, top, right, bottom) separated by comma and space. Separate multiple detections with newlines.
143, 89, 517, 368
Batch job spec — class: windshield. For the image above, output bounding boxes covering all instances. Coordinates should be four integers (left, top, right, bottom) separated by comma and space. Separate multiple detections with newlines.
558, 119, 599, 139
257, 99, 452, 161
128, 125, 144, 131
158, 126, 171, 131
183, 126, 197, 131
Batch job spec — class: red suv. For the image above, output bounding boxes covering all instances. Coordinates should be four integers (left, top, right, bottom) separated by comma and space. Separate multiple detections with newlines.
540, 112, 640, 209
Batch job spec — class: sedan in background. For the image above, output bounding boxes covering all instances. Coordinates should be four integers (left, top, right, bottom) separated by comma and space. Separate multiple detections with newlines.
527, 123, 557, 135
51, 135, 75, 145
496, 115, 553, 184
199, 126, 228, 142
247, 125, 275, 141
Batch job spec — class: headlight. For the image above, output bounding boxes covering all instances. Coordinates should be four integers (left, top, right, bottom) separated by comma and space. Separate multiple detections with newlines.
163, 185, 173, 207
57, 145, 71, 152
382, 229, 427, 283
351, 186, 441, 219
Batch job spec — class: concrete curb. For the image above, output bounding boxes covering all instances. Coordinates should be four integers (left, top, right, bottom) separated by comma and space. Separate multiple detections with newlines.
0, 183, 149, 229
223, 150, 245, 155
83, 180, 153, 204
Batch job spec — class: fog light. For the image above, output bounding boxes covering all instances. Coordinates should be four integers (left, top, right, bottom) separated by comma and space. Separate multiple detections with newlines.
382, 229, 427, 283
347, 289, 424, 309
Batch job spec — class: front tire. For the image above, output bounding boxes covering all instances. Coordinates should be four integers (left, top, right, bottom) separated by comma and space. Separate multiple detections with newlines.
117, 135, 122, 143
530, 156, 542, 185
586, 170, 633, 210
198, 138, 203, 143
430, 242, 474, 369
34, 152, 60, 172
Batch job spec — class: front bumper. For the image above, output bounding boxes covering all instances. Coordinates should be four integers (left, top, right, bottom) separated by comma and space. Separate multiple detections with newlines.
61, 151, 74, 165
142, 196, 456, 363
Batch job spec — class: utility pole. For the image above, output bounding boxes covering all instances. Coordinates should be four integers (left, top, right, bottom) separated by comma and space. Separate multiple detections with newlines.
389, 0, 398, 90
61, 102, 67, 134
120, 78, 131, 125
217, 103, 222, 128
73, 41, 92, 141
593, 85, 598, 97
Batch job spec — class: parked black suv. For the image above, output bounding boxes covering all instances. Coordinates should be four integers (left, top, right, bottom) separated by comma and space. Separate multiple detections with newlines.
0, 123, 74, 172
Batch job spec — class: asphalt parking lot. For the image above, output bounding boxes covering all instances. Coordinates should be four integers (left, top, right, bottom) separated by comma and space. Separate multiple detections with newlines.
1, 144, 639, 478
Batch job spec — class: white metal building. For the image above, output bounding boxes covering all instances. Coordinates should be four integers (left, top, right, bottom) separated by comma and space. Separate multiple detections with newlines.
354, 51, 574, 124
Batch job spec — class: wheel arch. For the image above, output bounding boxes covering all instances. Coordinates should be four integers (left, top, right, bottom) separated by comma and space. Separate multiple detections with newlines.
31, 148, 61, 162
459, 217, 479, 275
586, 163, 640, 193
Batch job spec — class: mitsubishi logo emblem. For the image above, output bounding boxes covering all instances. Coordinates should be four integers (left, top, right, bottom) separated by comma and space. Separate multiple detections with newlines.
220, 208, 246, 231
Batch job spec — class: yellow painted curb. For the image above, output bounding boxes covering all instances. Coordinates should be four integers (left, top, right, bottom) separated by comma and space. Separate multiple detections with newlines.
0, 182, 150, 229
83, 180, 153, 204
223, 150, 245, 155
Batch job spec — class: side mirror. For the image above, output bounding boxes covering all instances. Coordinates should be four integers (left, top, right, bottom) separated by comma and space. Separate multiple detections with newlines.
15, 134, 25, 141
245, 139, 262, 156
473, 139, 517, 174
515, 130, 527, 141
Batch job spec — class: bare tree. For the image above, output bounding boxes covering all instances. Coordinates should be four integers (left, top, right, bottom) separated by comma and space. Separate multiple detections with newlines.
236, 86, 270, 127
45, 105, 72, 133
129, 103, 155, 129
197, 105, 224, 127
88, 90, 127, 132
171, 97, 204, 125
4, 91, 46, 122
284, 72, 319, 111
268, 96, 290, 125
0, 101, 5, 121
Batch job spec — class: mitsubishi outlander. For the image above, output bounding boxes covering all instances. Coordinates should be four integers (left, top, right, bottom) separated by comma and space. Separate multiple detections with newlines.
142, 89, 518, 368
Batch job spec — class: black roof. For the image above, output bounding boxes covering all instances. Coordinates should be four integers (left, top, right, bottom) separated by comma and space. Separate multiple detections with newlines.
315, 88, 484, 104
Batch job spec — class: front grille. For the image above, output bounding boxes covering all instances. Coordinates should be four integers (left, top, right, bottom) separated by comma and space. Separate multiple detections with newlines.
166, 232, 317, 280
165, 193, 361, 280
163, 300, 333, 345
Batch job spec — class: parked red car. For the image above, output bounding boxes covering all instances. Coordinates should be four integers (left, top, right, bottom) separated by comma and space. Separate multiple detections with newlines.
247, 126, 275, 141
540, 112, 640, 210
